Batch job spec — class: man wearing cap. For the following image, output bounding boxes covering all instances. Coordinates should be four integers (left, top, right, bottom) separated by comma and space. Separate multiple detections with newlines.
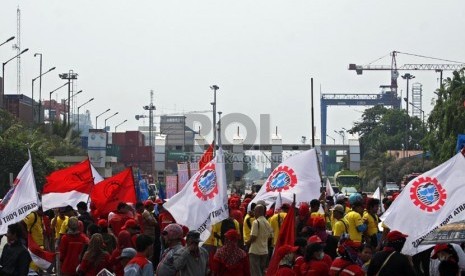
367, 230, 414, 276
429, 243, 465, 276
331, 204, 348, 241
109, 202, 133, 237
59, 217, 89, 276
118, 247, 137, 274
120, 219, 141, 248
157, 223, 184, 275
344, 200, 366, 243
173, 230, 209, 275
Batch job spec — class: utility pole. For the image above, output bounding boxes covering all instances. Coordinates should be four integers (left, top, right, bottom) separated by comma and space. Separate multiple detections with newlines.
210, 85, 219, 156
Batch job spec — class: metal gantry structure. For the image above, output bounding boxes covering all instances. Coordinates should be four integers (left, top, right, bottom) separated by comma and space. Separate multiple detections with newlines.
12, 7, 21, 94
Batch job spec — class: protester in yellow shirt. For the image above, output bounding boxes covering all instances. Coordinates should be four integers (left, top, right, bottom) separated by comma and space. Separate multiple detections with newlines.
363, 198, 380, 247
331, 204, 349, 241
344, 200, 366, 242
243, 204, 256, 247
50, 208, 68, 245
24, 210, 44, 272
268, 203, 289, 246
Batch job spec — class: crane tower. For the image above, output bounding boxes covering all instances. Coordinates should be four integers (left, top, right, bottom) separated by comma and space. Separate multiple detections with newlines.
12, 7, 21, 94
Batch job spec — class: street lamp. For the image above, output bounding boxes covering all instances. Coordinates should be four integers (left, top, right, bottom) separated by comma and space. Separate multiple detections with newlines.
326, 134, 335, 144
104, 112, 119, 130
334, 130, 345, 145
32, 66, 56, 123
0, 36, 15, 47
96, 108, 110, 129
1, 48, 29, 109
402, 73, 415, 157
48, 82, 69, 123
210, 85, 219, 156
77, 98, 94, 134
59, 71, 78, 125
115, 119, 127, 132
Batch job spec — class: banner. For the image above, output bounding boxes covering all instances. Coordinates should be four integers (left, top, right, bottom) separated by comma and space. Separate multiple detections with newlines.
177, 163, 189, 191
165, 176, 178, 199
88, 130, 107, 168
0, 153, 39, 234
381, 152, 465, 255
250, 149, 321, 208
164, 148, 229, 241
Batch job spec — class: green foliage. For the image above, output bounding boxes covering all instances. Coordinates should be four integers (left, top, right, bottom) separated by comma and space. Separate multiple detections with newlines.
424, 70, 465, 163
0, 110, 84, 195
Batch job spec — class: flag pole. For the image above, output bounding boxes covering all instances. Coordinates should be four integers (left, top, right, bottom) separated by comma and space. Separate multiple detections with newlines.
86, 157, 95, 205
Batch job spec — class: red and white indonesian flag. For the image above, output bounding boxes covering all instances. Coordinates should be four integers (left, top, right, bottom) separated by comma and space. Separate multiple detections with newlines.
28, 234, 55, 270
250, 149, 321, 208
42, 159, 96, 211
164, 148, 229, 242
0, 153, 39, 234
381, 152, 465, 255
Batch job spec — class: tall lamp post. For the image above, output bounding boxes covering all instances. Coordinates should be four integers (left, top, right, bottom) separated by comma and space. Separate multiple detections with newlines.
326, 134, 336, 145
402, 73, 415, 157
48, 82, 69, 123
95, 108, 110, 129
104, 112, 119, 131
32, 66, 55, 123
115, 119, 127, 132
64, 90, 82, 123
210, 85, 219, 156
77, 98, 94, 134
58, 71, 78, 125
0, 36, 15, 47
1, 48, 29, 109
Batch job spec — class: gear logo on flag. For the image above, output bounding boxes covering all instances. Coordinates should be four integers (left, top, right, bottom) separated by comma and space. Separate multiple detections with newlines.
193, 163, 218, 201
265, 166, 297, 192
410, 177, 447, 212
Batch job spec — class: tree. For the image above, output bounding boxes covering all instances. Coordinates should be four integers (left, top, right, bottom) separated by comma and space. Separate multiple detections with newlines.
424, 69, 465, 163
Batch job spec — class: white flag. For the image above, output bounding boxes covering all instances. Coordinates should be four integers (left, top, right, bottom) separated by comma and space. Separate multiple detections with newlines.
326, 178, 335, 197
164, 148, 229, 242
91, 164, 104, 184
0, 153, 39, 234
251, 149, 321, 208
373, 187, 385, 214
381, 152, 465, 255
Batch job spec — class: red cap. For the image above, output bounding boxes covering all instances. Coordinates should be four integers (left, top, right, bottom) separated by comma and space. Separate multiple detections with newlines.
277, 245, 299, 259
307, 235, 323, 244
144, 200, 155, 207
224, 229, 241, 241
97, 219, 107, 228
386, 230, 408, 242
431, 243, 449, 259
155, 198, 164, 205
121, 219, 139, 230
312, 216, 326, 229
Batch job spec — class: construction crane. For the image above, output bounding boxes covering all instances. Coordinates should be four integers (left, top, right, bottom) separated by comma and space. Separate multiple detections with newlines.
349, 51, 465, 96
154, 110, 212, 117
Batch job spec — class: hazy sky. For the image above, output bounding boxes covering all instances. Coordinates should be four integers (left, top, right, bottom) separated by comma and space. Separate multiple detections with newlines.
1, 0, 464, 144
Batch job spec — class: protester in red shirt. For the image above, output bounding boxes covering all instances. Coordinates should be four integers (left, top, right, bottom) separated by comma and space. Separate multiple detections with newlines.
59, 217, 89, 276
109, 202, 133, 236
329, 239, 365, 276
275, 245, 299, 276
120, 219, 141, 248
298, 242, 329, 276
78, 233, 112, 276
212, 229, 250, 276
110, 230, 134, 276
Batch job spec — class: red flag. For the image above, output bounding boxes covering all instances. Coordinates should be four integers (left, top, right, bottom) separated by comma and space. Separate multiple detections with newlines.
28, 234, 56, 270
42, 159, 94, 211
199, 143, 214, 169
266, 202, 296, 276
90, 167, 137, 217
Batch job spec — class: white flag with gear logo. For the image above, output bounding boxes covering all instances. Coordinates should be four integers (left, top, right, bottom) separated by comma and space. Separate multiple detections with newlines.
164, 148, 229, 242
381, 152, 465, 255
250, 149, 322, 208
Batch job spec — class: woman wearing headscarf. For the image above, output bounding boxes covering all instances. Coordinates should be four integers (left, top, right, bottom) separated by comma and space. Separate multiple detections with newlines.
59, 217, 89, 276
110, 230, 134, 276
211, 229, 250, 276
329, 239, 365, 276
78, 233, 112, 275
297, 242, 329, 276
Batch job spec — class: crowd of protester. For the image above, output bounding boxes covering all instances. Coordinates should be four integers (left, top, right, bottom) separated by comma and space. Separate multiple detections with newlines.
0, 191, 464, 276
